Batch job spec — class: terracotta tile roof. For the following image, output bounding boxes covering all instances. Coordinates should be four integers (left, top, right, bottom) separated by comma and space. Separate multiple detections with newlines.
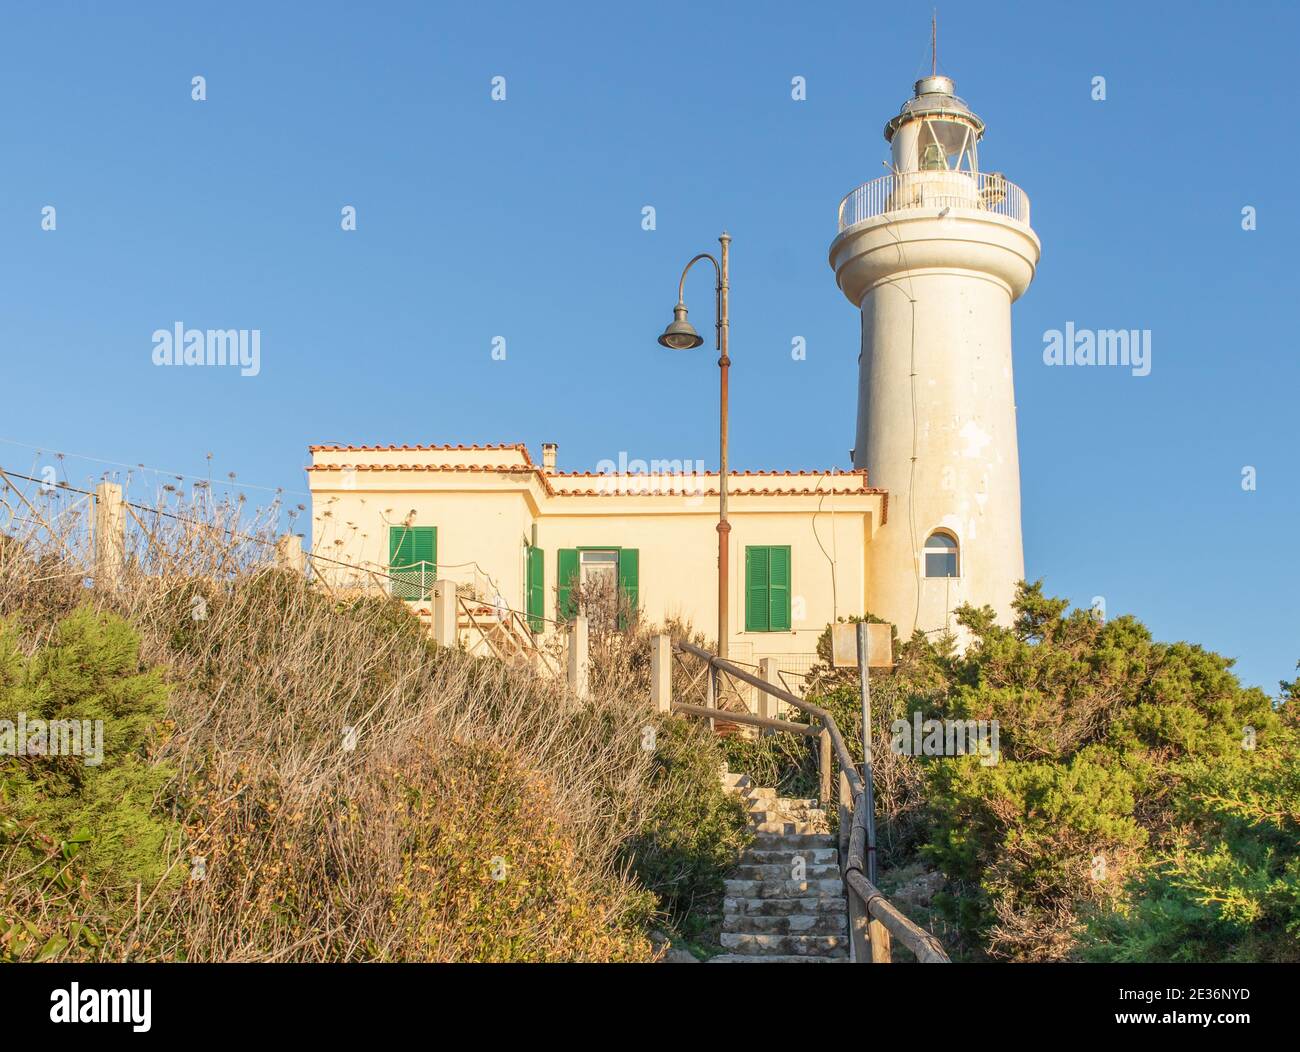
552, 484, 884, 497
549, 469, 863, 479
307, 461, 885, 517
307, 463, 536, 475
550, 469, 878, 497
309, 442, 534, 462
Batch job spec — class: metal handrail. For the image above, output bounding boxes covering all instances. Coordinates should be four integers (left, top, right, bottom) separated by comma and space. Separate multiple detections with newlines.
672, 638, 949, 963
836, 170, 1030, 232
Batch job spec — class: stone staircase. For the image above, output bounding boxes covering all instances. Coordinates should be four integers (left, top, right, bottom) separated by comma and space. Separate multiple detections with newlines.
711, 770, 849, 963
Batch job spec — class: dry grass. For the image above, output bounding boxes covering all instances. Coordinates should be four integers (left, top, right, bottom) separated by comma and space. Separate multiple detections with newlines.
0, 479, 720, 961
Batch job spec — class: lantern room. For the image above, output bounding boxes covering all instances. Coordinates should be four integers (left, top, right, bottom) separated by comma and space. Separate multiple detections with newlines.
884, 75, 984, 175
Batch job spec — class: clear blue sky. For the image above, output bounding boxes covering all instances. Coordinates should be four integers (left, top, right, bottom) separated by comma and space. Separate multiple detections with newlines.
2, 0, 1297, 692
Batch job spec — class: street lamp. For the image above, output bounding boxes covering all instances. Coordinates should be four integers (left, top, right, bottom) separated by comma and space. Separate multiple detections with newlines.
657, 232, 731, 658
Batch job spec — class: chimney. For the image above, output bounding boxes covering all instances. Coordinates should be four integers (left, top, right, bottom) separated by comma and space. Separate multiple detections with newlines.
541, 442, 558, 473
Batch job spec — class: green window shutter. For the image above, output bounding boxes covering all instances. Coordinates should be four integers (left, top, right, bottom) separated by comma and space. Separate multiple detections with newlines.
768, 546, 791, 631
390, 526, 415, 600
556, 549, 579, 622
617, 548, 639, 629
389, 526, 435, 601
745, 546, 770, 632
744, 546, 791, 632
411, 527, 436, 574
389, 525, 413, 567
526, 546, 545, 632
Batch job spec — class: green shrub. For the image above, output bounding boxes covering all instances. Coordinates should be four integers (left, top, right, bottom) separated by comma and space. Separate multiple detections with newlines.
721, 728, 820, 803
1082, 728, 1300, 963
921, 582, 1284, 960
622, 715, 750, 943
0, 607, 179, 961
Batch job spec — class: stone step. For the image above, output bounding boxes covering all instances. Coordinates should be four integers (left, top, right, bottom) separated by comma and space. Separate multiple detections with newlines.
725, 878, 844, 898
746, 796, 819, 811
732, 862, 841, 882
722, 775, 849, 962
720, 933, 850, 957
724, 895, 848, 917
709, 953, 846, 964
749, 814, 829, 831
742, 847, 838, 866
743, 806, 821, 827
722, 771, 751, 789
751, 819, 829, 835
746, 833, 837, 851
722, 913, 848, 936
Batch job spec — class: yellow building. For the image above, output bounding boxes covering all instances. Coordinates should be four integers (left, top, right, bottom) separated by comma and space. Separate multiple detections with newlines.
307, 442, 885, 675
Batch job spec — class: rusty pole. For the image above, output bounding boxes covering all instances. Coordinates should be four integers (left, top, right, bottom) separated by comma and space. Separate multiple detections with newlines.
716, 232, 731, 659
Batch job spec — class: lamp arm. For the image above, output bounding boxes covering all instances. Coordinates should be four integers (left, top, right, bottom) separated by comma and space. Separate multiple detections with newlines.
676, 253, 722, 349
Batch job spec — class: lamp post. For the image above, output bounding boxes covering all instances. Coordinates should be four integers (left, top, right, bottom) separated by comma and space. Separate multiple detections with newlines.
657, 232, 731, 659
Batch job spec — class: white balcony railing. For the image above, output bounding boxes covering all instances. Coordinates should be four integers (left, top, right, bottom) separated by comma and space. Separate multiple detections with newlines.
836, 170, 1030, 232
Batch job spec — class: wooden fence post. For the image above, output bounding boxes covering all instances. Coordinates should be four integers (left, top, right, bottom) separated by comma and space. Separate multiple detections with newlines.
431, 580, 457, 647
818, 727, 832, 807
757, 658, 779, 729
651, 634, 672, 713
93, 482, 125, 592
567, 614, 589, 699
838, 770, 852, 867
868, 916, 893, 963
839, 767, 871, 964
275, 534, 305, 576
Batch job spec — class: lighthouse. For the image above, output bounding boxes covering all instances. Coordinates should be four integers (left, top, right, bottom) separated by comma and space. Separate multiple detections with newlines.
829, 70, 1041, 641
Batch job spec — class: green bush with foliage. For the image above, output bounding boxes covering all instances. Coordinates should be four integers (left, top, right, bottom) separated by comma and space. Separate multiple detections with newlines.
918, 583, 1286, 960
776, 588, 1298, 963
622, 715, 751, 947
1083, 674, 1300, 962
0, 607, 179, 961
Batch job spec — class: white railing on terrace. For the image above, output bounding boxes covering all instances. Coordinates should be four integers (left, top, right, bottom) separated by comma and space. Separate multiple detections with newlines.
836, 170, 1030, 232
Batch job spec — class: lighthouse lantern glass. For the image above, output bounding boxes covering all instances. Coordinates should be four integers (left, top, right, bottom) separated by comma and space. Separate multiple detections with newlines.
917, 117, 978, 173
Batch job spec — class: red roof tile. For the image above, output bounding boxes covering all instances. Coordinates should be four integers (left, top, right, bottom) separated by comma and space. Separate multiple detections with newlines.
307, 462, 884, 513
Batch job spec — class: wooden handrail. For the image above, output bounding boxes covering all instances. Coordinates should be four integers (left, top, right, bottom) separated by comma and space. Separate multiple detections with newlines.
844, 784, 949, 962
456, 594, 561, 676
670, 701, 820, 737
671, 637, 949, 964
675, 640, 863, 797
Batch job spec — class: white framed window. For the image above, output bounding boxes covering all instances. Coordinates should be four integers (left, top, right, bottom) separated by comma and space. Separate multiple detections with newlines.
924, 531, 959, 578
579, 549, 619, 588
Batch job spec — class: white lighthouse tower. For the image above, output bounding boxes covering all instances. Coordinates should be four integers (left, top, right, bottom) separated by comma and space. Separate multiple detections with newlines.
829, 67, 1041, 641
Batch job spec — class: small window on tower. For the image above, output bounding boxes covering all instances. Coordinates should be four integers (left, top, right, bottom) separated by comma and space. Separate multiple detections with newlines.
924, 531, 959, 578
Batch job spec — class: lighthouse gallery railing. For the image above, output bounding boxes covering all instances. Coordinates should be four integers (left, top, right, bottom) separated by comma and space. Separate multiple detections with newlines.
837, 170, 1030, 232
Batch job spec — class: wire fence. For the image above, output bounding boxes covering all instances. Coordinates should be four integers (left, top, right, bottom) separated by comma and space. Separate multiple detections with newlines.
0, 463, 570, 646
2, 462, 826, 680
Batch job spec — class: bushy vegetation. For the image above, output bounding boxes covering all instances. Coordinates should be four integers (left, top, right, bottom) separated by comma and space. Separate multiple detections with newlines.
0, 489, 746, 962
1083, 677, 1300, 963
562, 578, 751, 947
9, 477, 1290, 964
0, 608, 180, 961
790, 585, 1298, 962
622, 715, 750, 946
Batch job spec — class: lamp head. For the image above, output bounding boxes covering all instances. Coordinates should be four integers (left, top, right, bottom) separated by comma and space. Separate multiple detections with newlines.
657, 304, 703, 350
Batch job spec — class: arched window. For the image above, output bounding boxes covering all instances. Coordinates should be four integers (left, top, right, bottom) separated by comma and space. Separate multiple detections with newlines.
924, 531, 959, 578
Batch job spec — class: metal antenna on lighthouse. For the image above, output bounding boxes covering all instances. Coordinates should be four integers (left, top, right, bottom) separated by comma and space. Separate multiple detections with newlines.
931, 10, 938, 76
